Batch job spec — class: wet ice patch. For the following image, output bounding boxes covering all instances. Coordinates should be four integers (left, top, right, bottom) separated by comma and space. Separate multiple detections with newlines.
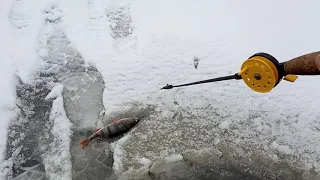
3, 72, 56, 180
13, 164, 46, 180
114, 101, 320, 179
39, 6, 109, 180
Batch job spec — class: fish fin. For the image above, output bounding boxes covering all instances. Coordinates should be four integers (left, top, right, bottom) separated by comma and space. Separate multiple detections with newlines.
80, 138, 90, 149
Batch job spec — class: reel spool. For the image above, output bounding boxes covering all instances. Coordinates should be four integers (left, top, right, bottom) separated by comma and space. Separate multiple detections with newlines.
239, 53, 298, 93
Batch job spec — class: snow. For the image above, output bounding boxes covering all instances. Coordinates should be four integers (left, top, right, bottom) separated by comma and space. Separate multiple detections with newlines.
42, 83, 73, 180
44, 5, 62, 22
0, 2, 18, 175
0, 0, 320, 179
45, 84, 64, 100
219, 121, 230, 130
138, 157, 151, 168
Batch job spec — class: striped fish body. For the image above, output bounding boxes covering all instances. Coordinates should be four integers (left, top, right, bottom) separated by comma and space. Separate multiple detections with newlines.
80, 117, 139, 148
96, 117, 139, 138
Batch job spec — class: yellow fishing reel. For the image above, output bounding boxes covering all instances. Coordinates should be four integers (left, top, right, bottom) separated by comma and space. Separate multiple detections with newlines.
239, 53, 298, 93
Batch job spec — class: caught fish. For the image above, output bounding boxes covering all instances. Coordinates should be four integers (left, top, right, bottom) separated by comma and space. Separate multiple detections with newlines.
80, 117, 139, 149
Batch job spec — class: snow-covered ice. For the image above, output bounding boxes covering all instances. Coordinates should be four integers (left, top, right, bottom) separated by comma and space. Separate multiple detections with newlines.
42, 83, 73, 180
1, 0, 320, 179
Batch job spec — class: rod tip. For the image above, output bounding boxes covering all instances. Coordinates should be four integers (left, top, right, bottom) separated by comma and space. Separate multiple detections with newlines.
161, 84, 173, 89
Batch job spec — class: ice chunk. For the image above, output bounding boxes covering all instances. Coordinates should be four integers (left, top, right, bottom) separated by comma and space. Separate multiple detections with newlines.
161, 110, 175, 119
270, 141, 292, 155
219, 121, 230, 130
111, 135, 130, 174
164, 154, 183, 163
213, 138, 220, 145
271, 141, 279, 149
138, 157, 151, 168
45, 83, 64, 100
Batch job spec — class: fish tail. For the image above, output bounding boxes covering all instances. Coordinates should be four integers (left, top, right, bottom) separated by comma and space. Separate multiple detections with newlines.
80, 132, 100, 149
80, 138, 90, 149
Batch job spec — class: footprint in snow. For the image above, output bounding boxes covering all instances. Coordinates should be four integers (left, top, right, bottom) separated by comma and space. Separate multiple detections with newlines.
8, 0, 32, 29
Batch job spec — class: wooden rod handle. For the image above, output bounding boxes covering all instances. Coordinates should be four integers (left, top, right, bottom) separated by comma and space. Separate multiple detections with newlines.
283, 51, 320, 75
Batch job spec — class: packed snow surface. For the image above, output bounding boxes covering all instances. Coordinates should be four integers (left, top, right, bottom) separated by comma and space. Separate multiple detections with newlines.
1, 0, 320, 179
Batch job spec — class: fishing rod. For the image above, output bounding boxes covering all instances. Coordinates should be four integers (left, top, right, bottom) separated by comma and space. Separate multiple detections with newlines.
161, 52, 320, 93
161, 73, 242, 90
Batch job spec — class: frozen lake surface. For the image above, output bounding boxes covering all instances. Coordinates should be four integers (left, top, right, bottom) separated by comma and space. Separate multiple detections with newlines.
1, 0, 320, 180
